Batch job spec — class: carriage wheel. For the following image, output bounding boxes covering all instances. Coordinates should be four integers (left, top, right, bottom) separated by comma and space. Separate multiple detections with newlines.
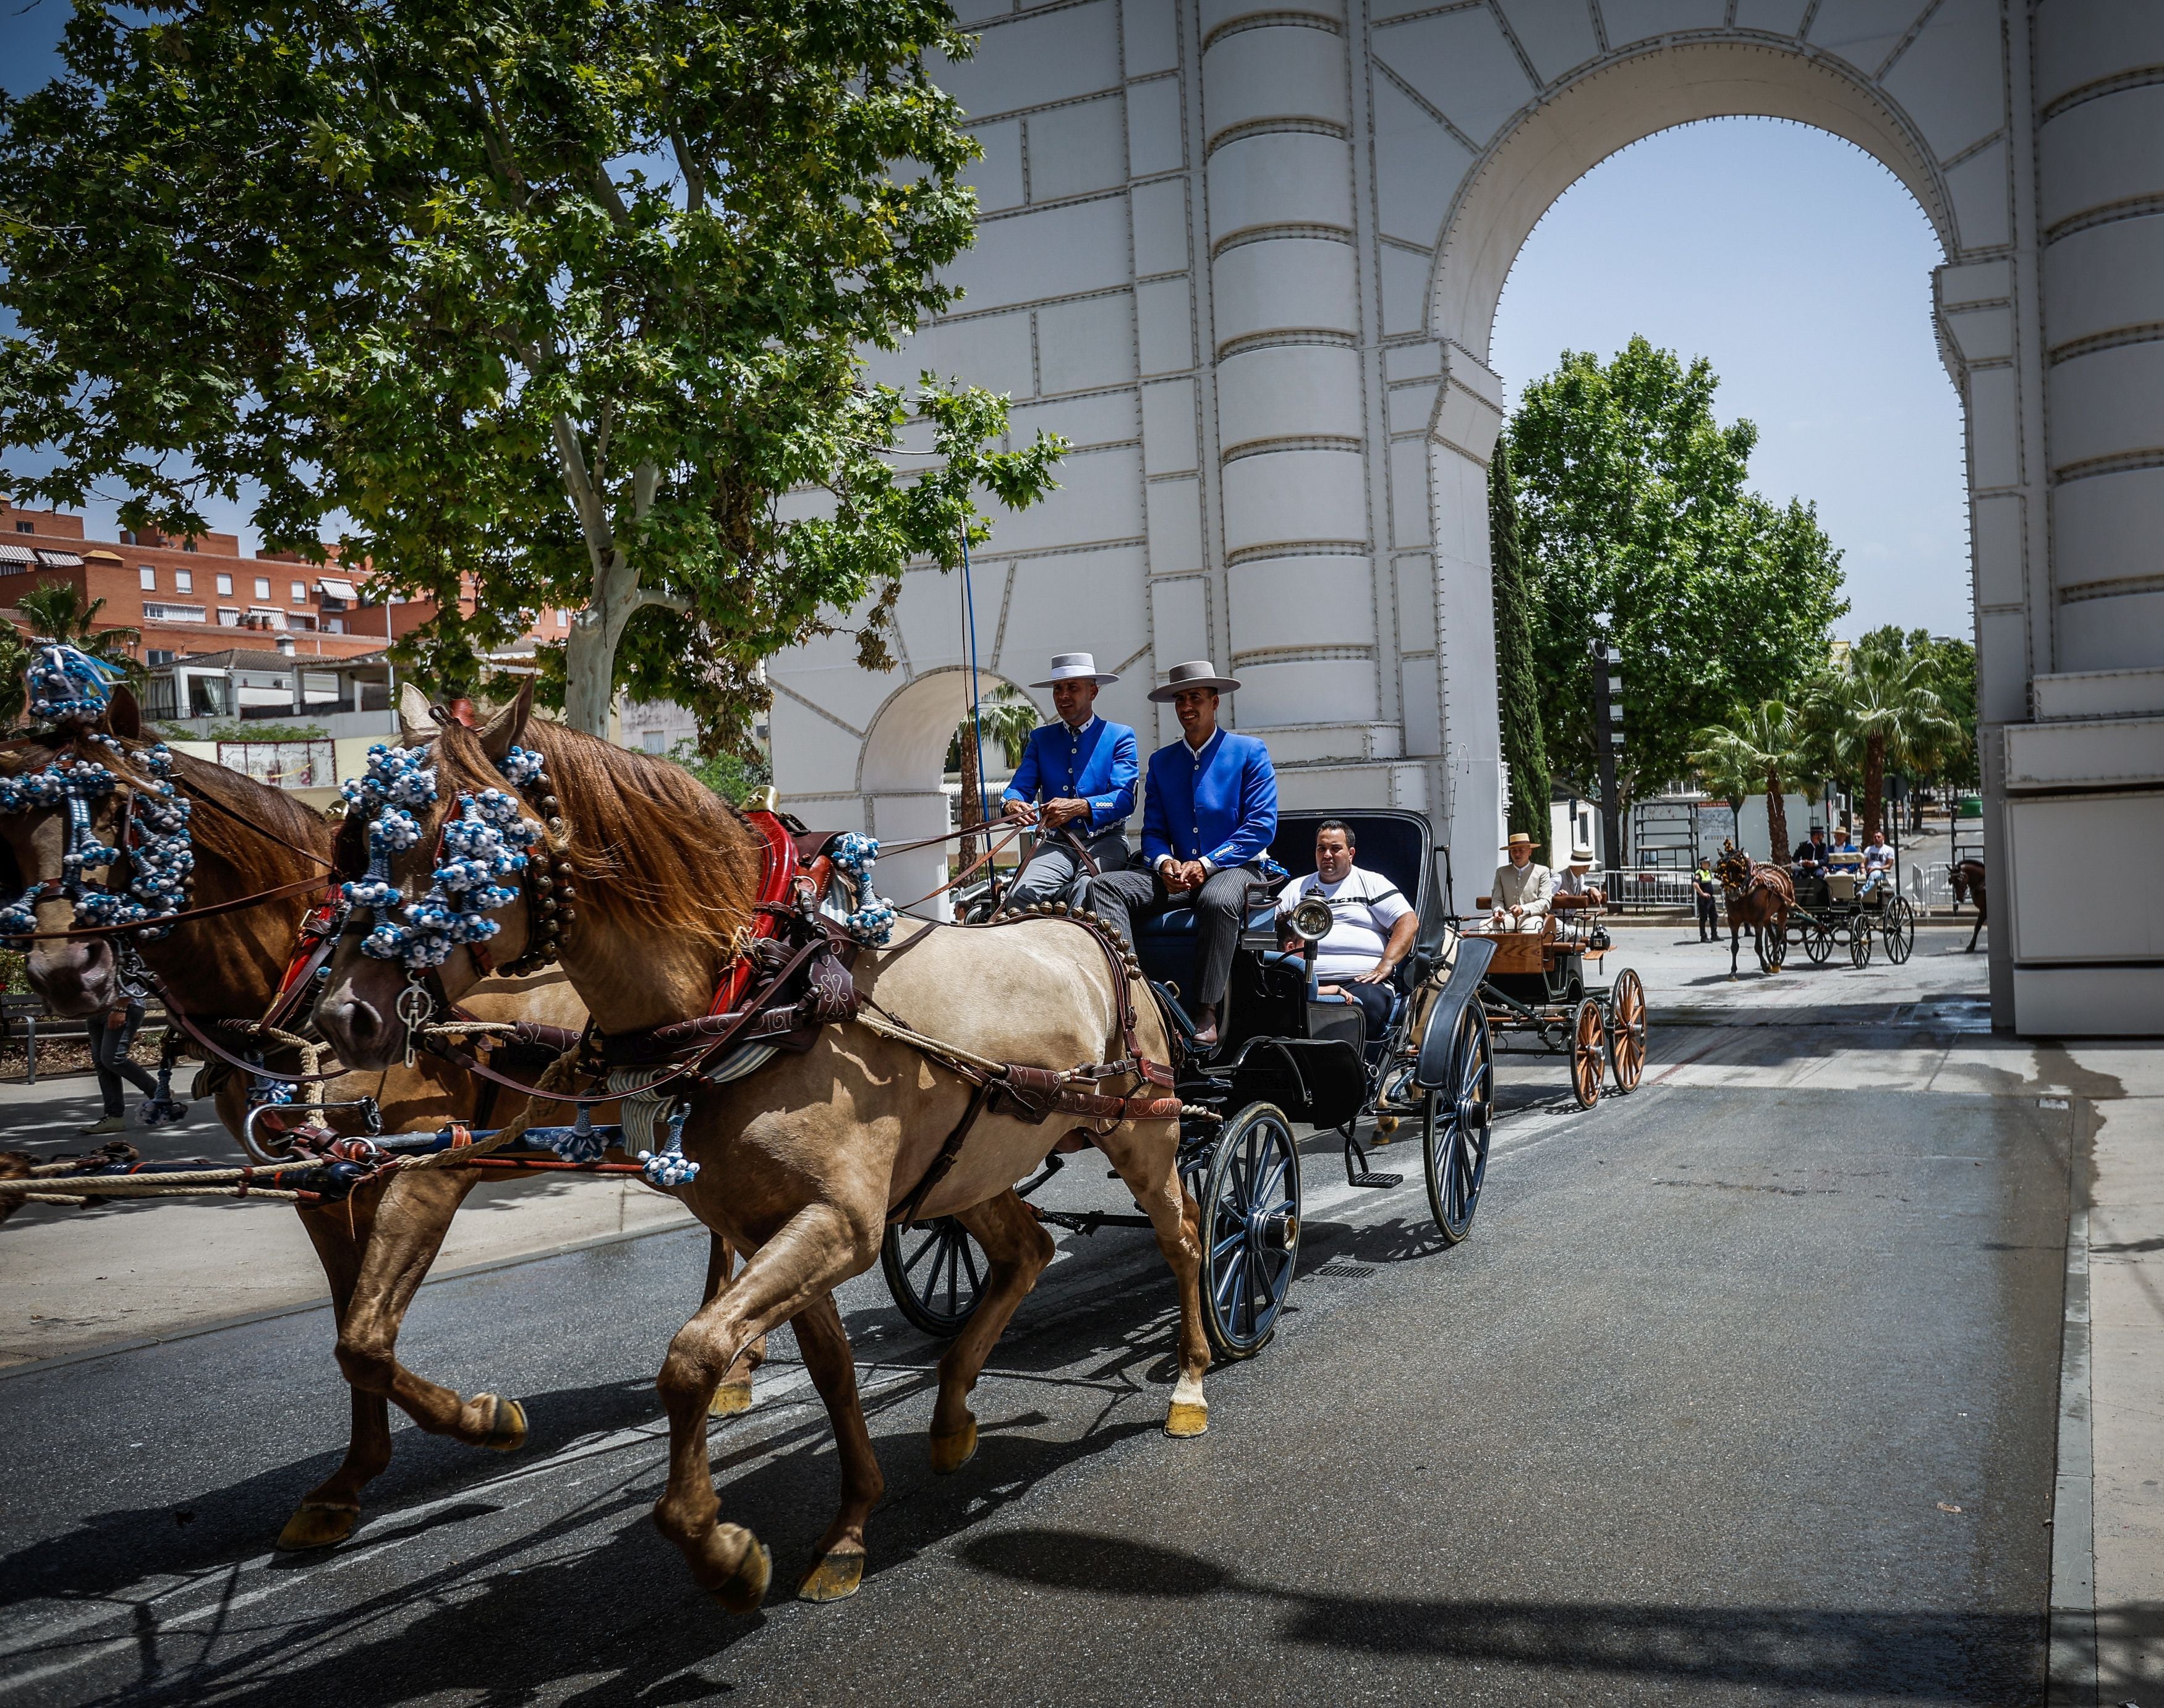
1882, 896, 1916, 965
1201, 1102, 1302, 1360
1764, 925, 1789, 970
1849, 921, 1874, 969
1424, 1005, 1494, 1244
880, 1218, 986, 1338
1803, 922, 1833, 964
1570, 996, 1606, 1109
1606, 969, 1648, 1094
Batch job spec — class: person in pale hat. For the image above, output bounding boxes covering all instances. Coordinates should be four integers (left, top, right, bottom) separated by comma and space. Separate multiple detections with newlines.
1553, 839, 1605, 907
999, 653, 1138, 909
1487, 830, 1554, 933
1087, 661, 1277, 1048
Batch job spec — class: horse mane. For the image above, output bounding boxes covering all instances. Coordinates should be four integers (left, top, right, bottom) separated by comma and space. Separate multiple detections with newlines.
430, 717, 761, 952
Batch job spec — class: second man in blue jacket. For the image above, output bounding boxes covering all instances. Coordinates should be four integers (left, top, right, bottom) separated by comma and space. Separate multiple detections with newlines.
1089, 659, 1278, 1047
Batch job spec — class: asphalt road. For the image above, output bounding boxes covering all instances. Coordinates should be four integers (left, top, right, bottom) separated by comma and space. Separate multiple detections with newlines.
0, 1004, 2071, 1708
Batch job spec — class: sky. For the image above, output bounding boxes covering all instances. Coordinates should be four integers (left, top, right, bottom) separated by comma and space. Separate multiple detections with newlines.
1491, 117, 1969, 642
0, 12, 1970, 642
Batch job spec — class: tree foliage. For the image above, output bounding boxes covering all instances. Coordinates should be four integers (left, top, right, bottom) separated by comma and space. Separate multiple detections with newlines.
1803, 631, 1958, 838
0, 0, 1064, 747
1489, 436, 1550, 861
1689, 700, 1802, 859
1507, 338, 1849, 804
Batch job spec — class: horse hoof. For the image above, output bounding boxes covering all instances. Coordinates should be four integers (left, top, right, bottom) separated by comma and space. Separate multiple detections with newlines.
930, 1419, 978, 1474
797, 1549, 866, 1603
712, 1539, 772, 1614
480, 1393, 527, 1452
1374, 1116, 1397, 1140
710, 1380, 755, 1418
1164, 1400, 1209, 1438
275, 1501, 360, 1552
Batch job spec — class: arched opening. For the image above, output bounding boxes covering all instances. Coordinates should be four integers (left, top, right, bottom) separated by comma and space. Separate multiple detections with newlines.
858, 666, 1042, 917
1420, 40, 1977, 922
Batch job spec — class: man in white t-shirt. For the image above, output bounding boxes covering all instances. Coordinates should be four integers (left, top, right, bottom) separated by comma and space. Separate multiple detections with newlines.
1277, 820, 1418, 1040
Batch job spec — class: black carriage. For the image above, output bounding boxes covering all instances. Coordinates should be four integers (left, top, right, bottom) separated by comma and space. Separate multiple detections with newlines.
1459, 898, 1647, 1110
1777, 865, 1916, 969
881, 809, 1497, 1361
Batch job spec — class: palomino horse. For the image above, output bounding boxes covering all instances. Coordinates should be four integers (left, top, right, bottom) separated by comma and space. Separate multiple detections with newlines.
1713, 844, 1796, 977
314, 686, 1209, 1610
1949, 858, 1987, 952
0, 692, 761, 1552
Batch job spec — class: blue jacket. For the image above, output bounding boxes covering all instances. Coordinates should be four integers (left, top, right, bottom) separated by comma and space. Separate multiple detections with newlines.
1001, 716, 1138, 833
1141, 729, 1278, 870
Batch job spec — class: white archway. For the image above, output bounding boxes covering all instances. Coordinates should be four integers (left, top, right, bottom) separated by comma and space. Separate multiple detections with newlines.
858, 666, 1041, 918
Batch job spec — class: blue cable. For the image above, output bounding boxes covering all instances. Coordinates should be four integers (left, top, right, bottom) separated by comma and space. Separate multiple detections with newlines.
960, 530, 990, 837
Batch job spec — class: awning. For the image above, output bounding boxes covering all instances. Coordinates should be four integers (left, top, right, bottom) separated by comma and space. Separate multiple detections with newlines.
317, 577, 359, 600
0, 543, 34, 565
34, 549, 83, 567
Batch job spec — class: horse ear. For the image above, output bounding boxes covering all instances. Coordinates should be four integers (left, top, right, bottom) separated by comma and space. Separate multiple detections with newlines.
479, 678, 534, 762
397, 683, 437, 743
106, 684, 142, 741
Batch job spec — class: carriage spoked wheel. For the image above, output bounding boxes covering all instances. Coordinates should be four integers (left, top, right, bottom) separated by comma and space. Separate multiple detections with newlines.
880, 1218, 987, 1338
1849, 920, 1874, 969
1201, 1102, 1302, 1360
1424, 1003, 1494, 1244
1764, 926, 1789, 970
1569, 996, 1606, 1109
1802, 922, 1833, 965
1606, 968, 1648, 1094
1881, 896, 1916, 965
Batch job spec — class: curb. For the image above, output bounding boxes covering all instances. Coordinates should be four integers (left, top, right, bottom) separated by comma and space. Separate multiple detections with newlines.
2047, 1095, 2097, 1706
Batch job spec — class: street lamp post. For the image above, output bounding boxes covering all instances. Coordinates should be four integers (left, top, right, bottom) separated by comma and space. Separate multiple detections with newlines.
1590, 629, 1624, 880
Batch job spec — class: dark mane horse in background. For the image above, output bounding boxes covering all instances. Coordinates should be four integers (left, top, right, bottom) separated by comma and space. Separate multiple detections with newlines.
1714, 843, 1796, 977
1950, 859, 1987, 952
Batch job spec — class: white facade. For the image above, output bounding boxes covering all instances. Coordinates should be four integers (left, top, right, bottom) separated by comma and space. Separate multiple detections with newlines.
767, 0, 2164, 1035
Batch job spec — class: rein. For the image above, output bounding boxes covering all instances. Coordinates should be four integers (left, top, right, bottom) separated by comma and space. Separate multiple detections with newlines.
1, 873, 327, 940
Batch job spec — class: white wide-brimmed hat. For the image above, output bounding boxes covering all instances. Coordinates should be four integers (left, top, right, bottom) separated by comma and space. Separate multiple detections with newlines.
1029, 652, 1119, 687
1570, 843, 1595, 865
1148, 658, 1242, 702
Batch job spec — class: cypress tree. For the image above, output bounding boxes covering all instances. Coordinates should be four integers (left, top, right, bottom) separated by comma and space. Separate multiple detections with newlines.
1491, 436, 1552, 862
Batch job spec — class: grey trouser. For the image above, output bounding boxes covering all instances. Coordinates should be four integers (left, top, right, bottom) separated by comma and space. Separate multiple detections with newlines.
93, 1003, 158, 1116
1005, 828, 1130, 910
1087, 862, 1264, 1009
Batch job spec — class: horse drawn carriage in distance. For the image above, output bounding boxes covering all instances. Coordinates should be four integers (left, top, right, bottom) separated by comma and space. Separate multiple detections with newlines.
1713, 846, 1917, 972
882, 808, 1501, 1359
1457, 894, 1648, 1110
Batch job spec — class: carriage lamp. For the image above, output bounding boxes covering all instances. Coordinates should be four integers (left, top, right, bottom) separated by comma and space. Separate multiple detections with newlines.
1289, 894, 1334, 974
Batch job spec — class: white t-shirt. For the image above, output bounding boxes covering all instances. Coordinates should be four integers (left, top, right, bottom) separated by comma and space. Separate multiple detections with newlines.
1277, 865, 1414, 981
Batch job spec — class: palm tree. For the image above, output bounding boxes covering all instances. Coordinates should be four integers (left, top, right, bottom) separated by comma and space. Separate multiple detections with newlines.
1, 580, 141, 726
1812, 638, 1957, 839
948, 686, 1042, 870
1689, 700, 1803, 859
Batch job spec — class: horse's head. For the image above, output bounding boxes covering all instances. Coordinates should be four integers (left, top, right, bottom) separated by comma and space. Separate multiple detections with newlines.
1713, 844, 1752, 893
0, 719, 138, 1016
1949, 862, 1975, 905
315, 683, 553, 1070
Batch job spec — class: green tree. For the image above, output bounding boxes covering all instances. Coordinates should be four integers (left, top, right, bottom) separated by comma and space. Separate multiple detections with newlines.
1689, 700, 1803, 860
1, 580, 141, 727
1809, 632, 1957, 839
0, 1, 1063, 749
1490, 435, 1551, 861
665, 741, 772, 808
1507, 338, 1849, 806
1855, 625, 1977, 804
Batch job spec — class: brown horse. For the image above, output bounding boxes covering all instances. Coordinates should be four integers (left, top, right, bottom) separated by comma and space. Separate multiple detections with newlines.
314, 686, 1210, 1610
0, 695, 762, 1552
1713, 844, 1796, 977
1950, 857, 1987, 952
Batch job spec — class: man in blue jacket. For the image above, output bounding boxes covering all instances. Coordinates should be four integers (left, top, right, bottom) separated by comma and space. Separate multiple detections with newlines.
1088, 660, 1278, 1048
1000, 652, 1138, 909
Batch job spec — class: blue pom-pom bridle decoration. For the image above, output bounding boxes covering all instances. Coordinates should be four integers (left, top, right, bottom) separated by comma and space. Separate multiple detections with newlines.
23, 641, 120, 726
827, 833, 896, 948
72, 744, 194, 941
339, 743, 546, 969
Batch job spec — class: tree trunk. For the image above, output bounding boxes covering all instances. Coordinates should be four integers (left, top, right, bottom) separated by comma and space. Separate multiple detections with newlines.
1765, 771, 1789, 864
1863, 736, 1885, 840
956, 729, 981, 875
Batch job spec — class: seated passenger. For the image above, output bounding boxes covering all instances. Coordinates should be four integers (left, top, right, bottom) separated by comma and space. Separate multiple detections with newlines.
1488, 831, 1554, 933
1277, 819, 1416, 1040
1794, 826, 1828, 874
1554, 842, 1605, 907
1088, 660, 1277, 1050
1860, 829, 1894, 895
999, 651, 1138, 909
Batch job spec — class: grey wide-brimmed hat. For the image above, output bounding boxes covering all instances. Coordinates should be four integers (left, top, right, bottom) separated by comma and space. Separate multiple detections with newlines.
1148, 658, 1242, 702
1029, 652, 1119, 687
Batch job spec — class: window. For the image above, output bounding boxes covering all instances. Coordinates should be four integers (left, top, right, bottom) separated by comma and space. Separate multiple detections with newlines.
291, 580, 307, 603
142, 602, 207, 624
182, 538, 197, 553
147, 649, 176, 666
641, 729, 667, 754
556, 609, 570, 629
325, 618, 346, 635
217, 607, 241, 627
253, 577, 270, 599
14, 521, 33, 534
175, 569, 192, 593
247, 605, 288, 630
216, 574, 233, 596
139, 566, 158, 591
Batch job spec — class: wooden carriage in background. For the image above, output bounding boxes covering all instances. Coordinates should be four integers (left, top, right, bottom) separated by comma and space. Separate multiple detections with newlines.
1460, 893, 1646, 1110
